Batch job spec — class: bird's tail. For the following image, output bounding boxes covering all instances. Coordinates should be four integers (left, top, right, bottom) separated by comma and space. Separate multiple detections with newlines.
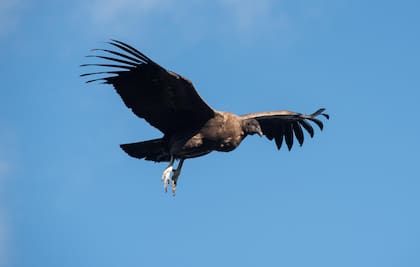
120, 138, 170, 162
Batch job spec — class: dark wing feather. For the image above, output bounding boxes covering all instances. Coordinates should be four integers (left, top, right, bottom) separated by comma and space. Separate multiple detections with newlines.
81, 40, 215, 135
284, 123, 294, 150
293, 121, 304, 146
241, 108, 329, 151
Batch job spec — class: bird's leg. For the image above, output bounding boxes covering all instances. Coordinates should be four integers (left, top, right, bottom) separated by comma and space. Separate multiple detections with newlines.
171, 158, 184, 196
161, 155, 174, 192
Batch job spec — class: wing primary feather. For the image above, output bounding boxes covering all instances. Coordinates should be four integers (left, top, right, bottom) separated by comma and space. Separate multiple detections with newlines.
109, 40, 154, 64
274, 124, 284, 150
311, 108, 326, 116
108, 41, 149, 63
293, 121, 304, 146
85, 77, 106, 83
91, 48, 143, 63
307, 118, 324, 130
311, 108, 330, 120
112, 40, 154, 64
274, 135, 283, 150
80, 63, 134, 70
299, 120, 314, 138
285, 123, 294, 151
85, 55, 139, 67
112, 40, 149, 59
80, 71, 123, 77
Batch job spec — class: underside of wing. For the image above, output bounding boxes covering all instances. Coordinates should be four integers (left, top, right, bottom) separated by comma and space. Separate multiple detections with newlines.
81, 40, 215, 135
242, 108, 329, 151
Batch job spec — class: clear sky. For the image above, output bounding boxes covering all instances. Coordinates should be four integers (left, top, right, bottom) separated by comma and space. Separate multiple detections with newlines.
1, 0, 419, 266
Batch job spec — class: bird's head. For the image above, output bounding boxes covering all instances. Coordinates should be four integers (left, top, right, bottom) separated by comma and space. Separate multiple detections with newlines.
243, 119, 263, 137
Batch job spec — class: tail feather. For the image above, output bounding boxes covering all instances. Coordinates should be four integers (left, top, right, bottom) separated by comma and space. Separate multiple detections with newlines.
120, 138, 170, 162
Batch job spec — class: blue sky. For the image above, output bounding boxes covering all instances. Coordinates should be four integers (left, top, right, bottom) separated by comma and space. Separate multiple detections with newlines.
1, 0, 420, 266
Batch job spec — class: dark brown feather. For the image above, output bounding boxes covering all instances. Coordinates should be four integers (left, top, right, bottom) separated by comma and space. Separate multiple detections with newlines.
241, 109, 329, 151
293, 121, 304, 146
274, 124, 284, 149
81, 40, 215, 135
299, 120, 315, 138
284, 123, 294, 150
120, 138, 170, 162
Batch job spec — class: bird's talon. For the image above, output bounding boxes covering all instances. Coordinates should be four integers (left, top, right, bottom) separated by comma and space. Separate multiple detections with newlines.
162, 165, 174, 193
161, 166, 173, 181
171, 180, 176, 196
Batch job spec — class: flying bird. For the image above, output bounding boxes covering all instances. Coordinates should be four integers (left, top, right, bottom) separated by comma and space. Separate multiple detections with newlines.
81, 40, 329, 195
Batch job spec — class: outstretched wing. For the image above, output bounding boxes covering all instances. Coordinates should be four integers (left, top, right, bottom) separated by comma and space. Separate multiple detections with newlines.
241, 108, 329, 151
81, 40, 215, 135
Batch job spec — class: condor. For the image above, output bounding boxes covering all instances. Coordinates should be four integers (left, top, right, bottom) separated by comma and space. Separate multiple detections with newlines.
82, 40, 329, 195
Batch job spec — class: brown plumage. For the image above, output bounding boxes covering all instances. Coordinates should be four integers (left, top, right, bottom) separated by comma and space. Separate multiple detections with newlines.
81, 40, 329, 195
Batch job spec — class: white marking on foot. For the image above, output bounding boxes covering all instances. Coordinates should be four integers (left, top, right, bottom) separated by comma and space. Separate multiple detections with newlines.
171, 180, 177, 196
162, 165, 173, 192
161, 156, 175, 193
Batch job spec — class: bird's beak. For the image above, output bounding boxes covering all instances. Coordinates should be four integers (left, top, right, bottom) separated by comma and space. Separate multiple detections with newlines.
258, 129, 263, 137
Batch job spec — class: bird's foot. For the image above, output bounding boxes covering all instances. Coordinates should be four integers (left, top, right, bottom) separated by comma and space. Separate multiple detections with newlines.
161, 165, 173, 192
170, 168, 181, 196
171, 180, 177, 196
161, 157, 183, 195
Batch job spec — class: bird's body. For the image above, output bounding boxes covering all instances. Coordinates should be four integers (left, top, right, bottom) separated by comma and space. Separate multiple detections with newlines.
120, 110, 250, 162
182, 111, 247, 153
82, 40, 329, 195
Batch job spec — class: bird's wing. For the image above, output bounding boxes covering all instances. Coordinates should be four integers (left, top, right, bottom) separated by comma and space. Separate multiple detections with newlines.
241, 108, 329, 150
81, 40, 215, 135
